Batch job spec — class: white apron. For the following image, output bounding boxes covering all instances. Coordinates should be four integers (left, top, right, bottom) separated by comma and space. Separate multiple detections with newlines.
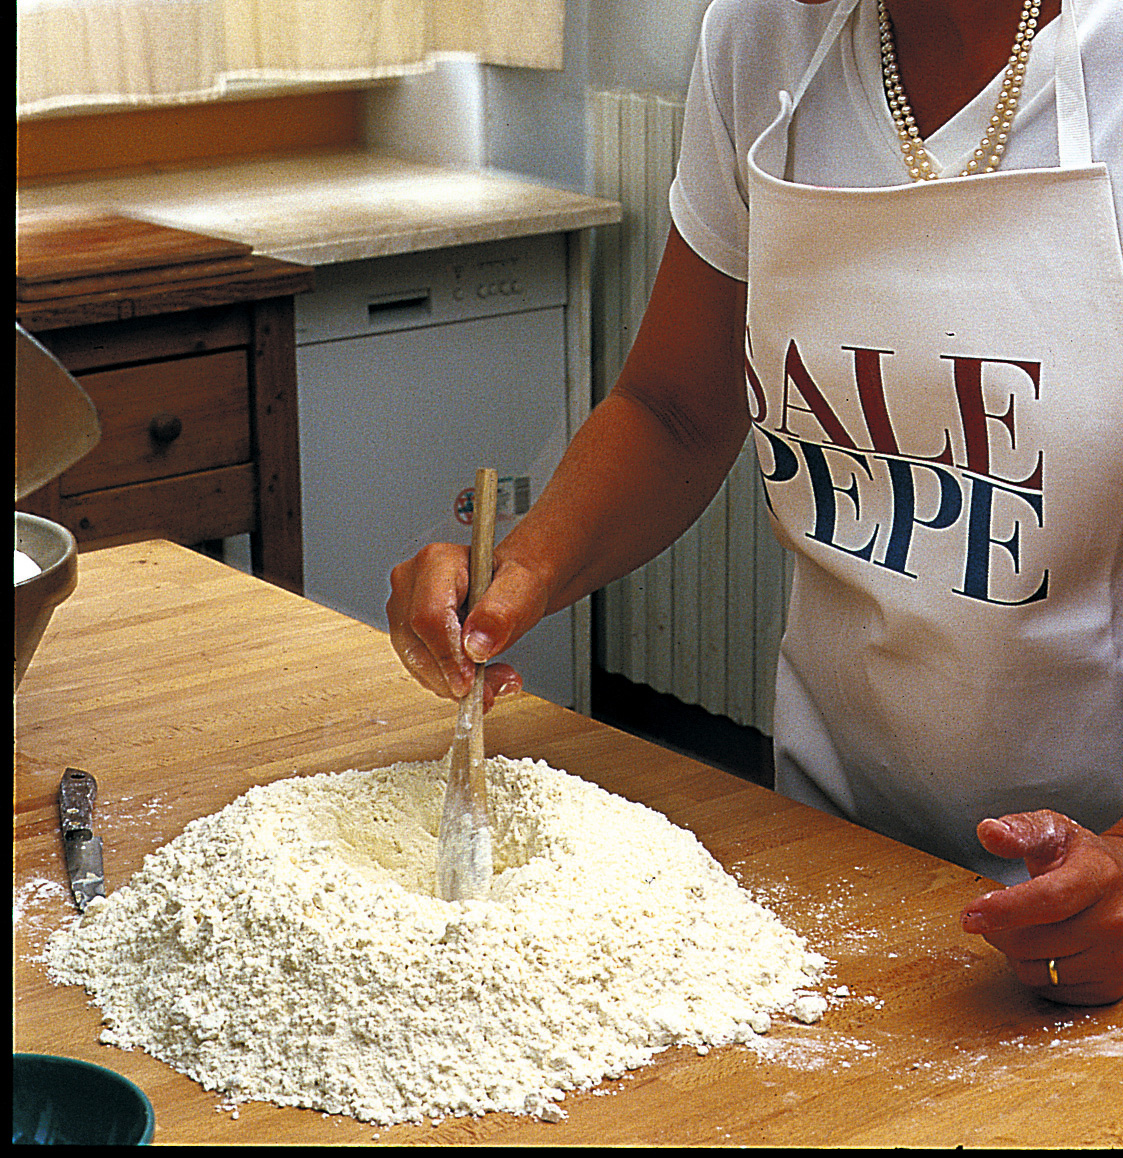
744, 0, 1123, 881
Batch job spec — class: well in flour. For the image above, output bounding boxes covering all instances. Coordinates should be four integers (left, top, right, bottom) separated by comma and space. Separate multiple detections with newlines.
45, 756, 830, 1127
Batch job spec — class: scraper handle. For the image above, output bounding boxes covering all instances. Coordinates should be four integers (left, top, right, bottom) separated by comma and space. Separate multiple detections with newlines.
467, 468, 498, 612
59, 767, 97, 835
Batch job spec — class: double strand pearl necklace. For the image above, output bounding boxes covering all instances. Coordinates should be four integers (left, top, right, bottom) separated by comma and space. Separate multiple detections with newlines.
878, 0, 1041, 180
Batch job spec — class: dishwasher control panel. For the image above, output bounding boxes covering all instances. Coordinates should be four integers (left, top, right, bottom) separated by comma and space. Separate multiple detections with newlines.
295, 232, 568, 345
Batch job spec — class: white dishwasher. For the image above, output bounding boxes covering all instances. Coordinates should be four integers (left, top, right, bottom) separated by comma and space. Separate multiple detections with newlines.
294, 232, 576, 706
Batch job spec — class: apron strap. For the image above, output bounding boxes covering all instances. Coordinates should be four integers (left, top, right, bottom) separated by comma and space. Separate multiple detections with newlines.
1056, 0, 1094, 167
788, 0, 861, 107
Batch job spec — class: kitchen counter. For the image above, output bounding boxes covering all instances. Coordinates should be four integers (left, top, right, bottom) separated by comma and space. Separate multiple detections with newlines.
13, 540, 1121, 1147
16, 150, 622, 266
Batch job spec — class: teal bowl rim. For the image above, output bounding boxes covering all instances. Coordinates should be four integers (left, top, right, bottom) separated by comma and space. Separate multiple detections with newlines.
12, 1052, 156, 1145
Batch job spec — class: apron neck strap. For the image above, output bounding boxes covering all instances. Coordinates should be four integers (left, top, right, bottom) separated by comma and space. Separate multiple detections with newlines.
789, 0, 861, 109
1056, 0, 1093, 167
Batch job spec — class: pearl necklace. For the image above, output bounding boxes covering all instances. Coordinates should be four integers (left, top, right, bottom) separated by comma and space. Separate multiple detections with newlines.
878, 0, 1040, 180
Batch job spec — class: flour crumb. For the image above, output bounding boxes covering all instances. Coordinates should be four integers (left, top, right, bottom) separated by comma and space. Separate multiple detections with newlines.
44, 757, 831, 1128
791, 995, 829, 1024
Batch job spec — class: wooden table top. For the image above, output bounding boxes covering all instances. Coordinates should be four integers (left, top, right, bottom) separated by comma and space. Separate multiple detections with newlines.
15, 209, 314, 332
13, 541, 1121, 1147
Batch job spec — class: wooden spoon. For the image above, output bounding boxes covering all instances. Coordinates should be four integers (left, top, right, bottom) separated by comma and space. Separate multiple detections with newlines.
436, 467, 498, 901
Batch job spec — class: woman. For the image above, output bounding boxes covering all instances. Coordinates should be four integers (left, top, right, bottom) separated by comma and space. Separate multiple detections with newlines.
387, 0, 1122, 1005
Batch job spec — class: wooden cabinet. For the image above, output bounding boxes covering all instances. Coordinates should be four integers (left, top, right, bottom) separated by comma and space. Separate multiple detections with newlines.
17, 253, 314, 593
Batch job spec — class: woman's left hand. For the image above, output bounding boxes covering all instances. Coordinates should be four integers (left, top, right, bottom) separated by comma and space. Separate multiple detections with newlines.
960, 810, 1123, 1005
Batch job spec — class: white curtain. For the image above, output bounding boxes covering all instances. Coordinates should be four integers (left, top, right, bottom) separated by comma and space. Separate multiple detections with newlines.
17, 0, 564, 117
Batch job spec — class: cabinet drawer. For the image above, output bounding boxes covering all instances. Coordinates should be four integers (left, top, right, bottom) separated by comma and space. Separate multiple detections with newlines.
61, 465, 257, 545
59, 349, 251, 496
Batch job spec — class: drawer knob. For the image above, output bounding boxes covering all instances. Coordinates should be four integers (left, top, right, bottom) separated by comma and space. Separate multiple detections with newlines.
148, 412, 183, 446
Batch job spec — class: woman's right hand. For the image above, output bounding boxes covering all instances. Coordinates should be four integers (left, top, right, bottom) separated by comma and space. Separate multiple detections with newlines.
386, 541, 548, 708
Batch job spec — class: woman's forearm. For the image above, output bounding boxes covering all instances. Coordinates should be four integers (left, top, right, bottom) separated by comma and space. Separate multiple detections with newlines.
495, 226, 752, 615
496, 388, 748, 614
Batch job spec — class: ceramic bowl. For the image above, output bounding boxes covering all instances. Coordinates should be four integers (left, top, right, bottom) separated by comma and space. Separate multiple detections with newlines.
12, 1053, 155, 1145
14, 512, 78, 690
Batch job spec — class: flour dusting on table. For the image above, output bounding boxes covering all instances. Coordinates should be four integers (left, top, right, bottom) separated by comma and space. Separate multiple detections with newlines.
45, 756, 829, 1126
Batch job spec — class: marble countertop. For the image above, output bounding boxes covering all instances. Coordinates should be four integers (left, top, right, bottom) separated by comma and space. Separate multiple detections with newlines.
17, 150, 621, 267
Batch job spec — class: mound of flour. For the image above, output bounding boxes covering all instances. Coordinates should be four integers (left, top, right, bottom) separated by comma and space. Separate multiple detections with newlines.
45, 756, 829, 1126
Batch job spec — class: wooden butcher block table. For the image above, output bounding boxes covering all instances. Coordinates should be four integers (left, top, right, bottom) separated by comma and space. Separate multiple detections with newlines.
13, 542, 1121, 1147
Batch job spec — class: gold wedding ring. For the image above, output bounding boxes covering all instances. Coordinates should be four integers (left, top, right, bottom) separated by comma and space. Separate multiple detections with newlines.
1047, 958, 1060, 987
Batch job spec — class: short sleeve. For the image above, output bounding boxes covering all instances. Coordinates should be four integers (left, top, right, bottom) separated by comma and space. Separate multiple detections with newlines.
669, 5, 751, 282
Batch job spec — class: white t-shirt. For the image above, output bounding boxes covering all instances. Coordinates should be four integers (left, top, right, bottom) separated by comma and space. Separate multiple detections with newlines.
669, 0, 1123, 879
671, 0, 1123, 279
